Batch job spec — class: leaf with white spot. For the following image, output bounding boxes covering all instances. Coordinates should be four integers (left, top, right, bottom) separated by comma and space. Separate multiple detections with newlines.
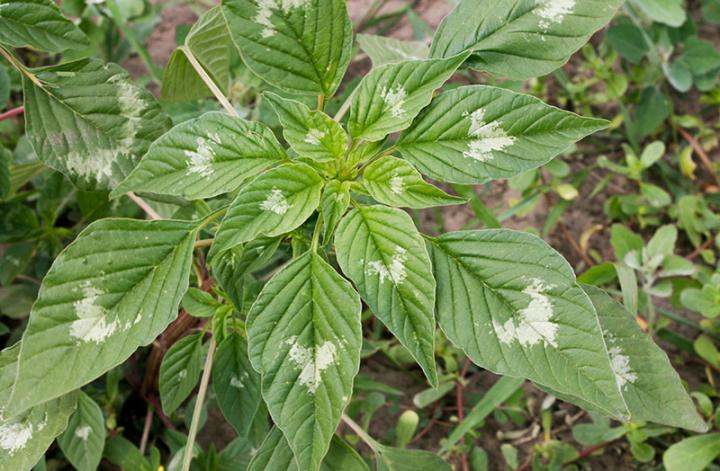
357, 34, 429, 67
246, 252, 362, 471
159, 333, 206, 415
430, 0, 626, 80
348, 54, 468, 142
7, 218, 197, 415
396, 85, 608, 184
581, 285, 706, 431
113, 112, 286, 200
265, 92, 348, 163
212, 333, 261, 436
428, 230, 628, 419
363, 156, 465, 209
335, 206, 438, 386
0, 0, 88, 53
57, 392, 106, 471
161, 6, 231, 101
0, 345, 78, 470
211, 163, 323, 257
222, 0, 352, 96
319, 180, 351, 243
23, 58, 170, 190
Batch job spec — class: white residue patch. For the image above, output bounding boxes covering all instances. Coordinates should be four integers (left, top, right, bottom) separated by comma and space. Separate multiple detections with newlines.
260, 188, 291, 215
609, 346, 638, 388
0, 422, 33, 454
463, 109, 515, 162
286, 337, 337, 394
389, 174, 405, 194
304, 128, 327, 146
256, 0, 308, 38
185, 137, 216, 177
70, 281, 118, 344
230, 375, 245, 389
493, 278, 558, 348
178, 369, 188, 380
536, 0, 576, 30
380, 85, 407, 118
75, 425, 92, 441
112, 76, 146, 153
367, 247, 408, 284
65, 149, 116, 184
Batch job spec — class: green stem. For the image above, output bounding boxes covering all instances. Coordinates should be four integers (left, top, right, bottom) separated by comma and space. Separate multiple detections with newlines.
334, 89, 355, 122
0, 45, 42, 87
105, 0, 163, 83
182, 336, 216, 471
311, 213, 324, 252
197, 207, 228, 231
341, 413, 379, 452
182, 45, 238, 117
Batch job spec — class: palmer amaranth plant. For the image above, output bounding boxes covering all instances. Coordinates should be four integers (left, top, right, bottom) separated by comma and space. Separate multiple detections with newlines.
0, 0, 707, 470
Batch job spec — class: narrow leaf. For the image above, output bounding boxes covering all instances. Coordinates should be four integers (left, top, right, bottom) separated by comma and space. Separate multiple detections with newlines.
57, 391, 106, 471
159, 333, 206, 415
0, 0, 88, 52
247, 252, 362, 471
376, 444, 452, 471
335, 206, 439, 386
320, 180, 351, 243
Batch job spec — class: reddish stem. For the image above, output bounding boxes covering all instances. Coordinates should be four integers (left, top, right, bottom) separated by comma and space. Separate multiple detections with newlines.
0, 106, 24, 121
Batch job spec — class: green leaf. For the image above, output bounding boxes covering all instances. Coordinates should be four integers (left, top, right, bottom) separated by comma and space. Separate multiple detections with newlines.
57, 392, 106, 471
376, 444, 452, 471
631, 0, 687, 27
640, 141, 665, 168
265, 92, 348, 163
581, 285, 706, 431
679, 37, 720, 75
24, 58, 171, 190
247, 252, 362, 471
663, 433, 720, 471
430, 0, 625, 79
211, 163, 323, 256
0, 64, 9, 109
647, 225, 677, 259
606, 17, 649, 64
222, 0, 352, 96
428, 230, 627, 419
356, 34, 429, 67
335, 206, 438, 386
160, 333, 206, 415
348, 54, 468, 142
0, 147, 11, 202
610, 224, 644, 260
249, 427, 370, 471
182, 288, 220, 318
319, 180, 351, 243
113, 112, 285, 200
363, 156, 465, 208
7, 218, 197, 415
212, 333, 261, 436
103, 436, 152, 471
0, 0, 89, 52
396, 85, 608, 184
161, 6, 230, 102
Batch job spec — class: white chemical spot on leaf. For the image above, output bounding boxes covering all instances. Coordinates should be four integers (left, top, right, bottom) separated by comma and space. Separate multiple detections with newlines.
389, 174, 405, 194
380, 85, 407, 118
230, 375, 245, 389
70, 281, 118, 344
463, 109, 515, 162
178, 369, 188, 380
260, 187, 291, 215
65, 149, 116, 184
367, 246, 408, 284
111, 76, 146, 153
304, 128, 327, 146
286, 337, 337, 394
0, 421, 33, 454
609, 346, 638, 388
255, 0, 309, 38
536, 0, 576, 30
75, 424, 92, 441
493, 278, 558, 348
185, 137, 216, 177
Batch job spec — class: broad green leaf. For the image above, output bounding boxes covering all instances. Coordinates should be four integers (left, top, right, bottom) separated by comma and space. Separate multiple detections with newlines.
356, 34, 429, 66
335, 206, 438, 386
265, 92, 348, 163
161, 6, 230, 101
24, 58, 170, 190
222, 0, 352, 96
431, 0, 625, 79
103, 436, 152, 471
182, 287, 220, 318
428, 230, 627, 419
212, 333, 261, 436
248, 427, 370, 471
319, 180, 351, 243
0, 344, 78, 470
631, 0, 686, 27
57, 392, 106, 471
396, 85, 608, 184
113, 112, 285, 200
376, 444, 452, 471
0, 0, 88, 52
160, 333, 205, 415
211, 163, 323, 256
610, 224, 644, 260
348, 54, 468, 142
7, 218, 197, 415
246, 252, 362, 471
582, 285, 706, 431
663, 433, 720, 471
363, 156, 465, 208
